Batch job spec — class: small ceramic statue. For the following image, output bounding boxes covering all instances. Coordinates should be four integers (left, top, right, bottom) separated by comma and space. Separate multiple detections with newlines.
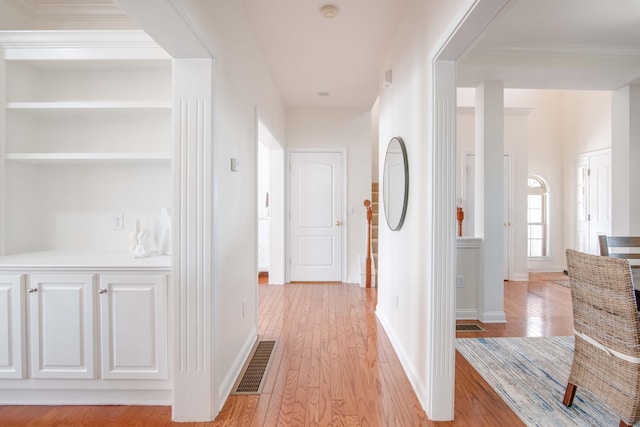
131, 226, 152, 258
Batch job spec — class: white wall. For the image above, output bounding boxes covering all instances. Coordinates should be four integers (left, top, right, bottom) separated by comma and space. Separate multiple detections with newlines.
560, 90, 612, 256
173, 0, 286, 413
0, 3, 34, 29
286, 108, 372, 283
376, 0, 474, 415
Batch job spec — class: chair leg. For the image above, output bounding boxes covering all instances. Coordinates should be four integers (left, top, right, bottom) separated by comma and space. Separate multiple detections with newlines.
563, 383, 577, 407
619, 421, 632, 427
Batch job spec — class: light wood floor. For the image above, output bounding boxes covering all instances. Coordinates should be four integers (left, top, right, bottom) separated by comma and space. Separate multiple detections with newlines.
0, 275, 574, 426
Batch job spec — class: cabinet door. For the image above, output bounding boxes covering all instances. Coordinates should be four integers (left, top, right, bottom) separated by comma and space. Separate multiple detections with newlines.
0, 275, 25, 379
29, 274, 95, 379
99, 275, 167, 380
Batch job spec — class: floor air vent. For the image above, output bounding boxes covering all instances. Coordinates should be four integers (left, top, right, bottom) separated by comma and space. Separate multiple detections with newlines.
231, 340, 276, 395
456, 324, 484, 332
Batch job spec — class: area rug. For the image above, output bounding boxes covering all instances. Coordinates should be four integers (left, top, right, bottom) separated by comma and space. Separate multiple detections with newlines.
456, 336, 634, 426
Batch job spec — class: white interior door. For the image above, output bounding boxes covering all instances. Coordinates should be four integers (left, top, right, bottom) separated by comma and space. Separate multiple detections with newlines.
462, 153, 512, 279
575, 150, 611, 254
503, 155, 512, 280
589, 152, 612, 252
289, 151, 343, 282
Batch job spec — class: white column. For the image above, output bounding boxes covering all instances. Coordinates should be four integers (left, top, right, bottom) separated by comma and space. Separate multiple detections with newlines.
612, 85, 640, 235
427, 59, 456, 421
172, 58, 215, 421
475, 81, 506, 323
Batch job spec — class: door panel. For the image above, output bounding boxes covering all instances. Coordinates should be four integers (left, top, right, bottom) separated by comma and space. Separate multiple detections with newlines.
575, 150, 611, 254
290, 152, 343, 282
29, 274, 95, 379
462, 153, 512, 279
0, 275, 24, 379
99, 275, 167, 380
589, 153, 611, 253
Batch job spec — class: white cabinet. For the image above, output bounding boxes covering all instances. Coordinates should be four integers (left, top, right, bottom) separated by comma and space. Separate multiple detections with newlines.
99, 274, 167, 380
28, 274, 95, 379
0, 31, 173, 405
0, 275, 25, 379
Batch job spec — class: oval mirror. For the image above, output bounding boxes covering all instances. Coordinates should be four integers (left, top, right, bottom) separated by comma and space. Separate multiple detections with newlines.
383, 136, 409, 231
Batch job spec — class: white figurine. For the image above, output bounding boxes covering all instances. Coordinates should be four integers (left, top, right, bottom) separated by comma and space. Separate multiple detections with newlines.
131, 227, 151, 258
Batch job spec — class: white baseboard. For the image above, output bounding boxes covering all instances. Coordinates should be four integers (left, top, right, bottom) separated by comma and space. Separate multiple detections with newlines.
347, 274, 361, 285
456, 309, 479, 320
375, 310, 427, 412
480, 310, 507, 323
0, 388, 171, 405
527, 266, 566, 273
216, 327, 257, 413
509, 273, 529, 282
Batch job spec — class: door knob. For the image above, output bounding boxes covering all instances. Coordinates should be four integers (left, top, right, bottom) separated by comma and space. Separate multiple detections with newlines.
335, 220, 342, 226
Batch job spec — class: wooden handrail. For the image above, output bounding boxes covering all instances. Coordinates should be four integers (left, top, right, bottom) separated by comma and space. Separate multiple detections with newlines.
364, 199, 372, 288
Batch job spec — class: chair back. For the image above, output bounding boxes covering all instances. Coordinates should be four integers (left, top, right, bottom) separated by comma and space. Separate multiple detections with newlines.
599, 235, 640, 259
566, 249, 640, 357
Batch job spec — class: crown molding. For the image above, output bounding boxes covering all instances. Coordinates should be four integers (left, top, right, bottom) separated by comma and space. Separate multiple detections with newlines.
5, 0, 133, 23
471, 44, 640, 60
0, 30, 170, 60
0, 30, 157, 48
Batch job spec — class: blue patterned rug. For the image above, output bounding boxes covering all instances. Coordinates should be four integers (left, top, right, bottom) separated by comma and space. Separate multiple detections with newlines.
456, 336, 634, 426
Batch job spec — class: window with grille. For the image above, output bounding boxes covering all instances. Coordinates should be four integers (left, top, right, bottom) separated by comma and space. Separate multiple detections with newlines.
528, 176, 547, 257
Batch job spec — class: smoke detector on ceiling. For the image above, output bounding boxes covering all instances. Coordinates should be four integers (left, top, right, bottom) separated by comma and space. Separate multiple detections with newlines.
321, 5, 338, 19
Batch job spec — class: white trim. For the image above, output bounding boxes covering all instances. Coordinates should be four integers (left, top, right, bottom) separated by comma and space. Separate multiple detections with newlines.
480, 310, 507, 323
457, 106, 533, 116
428, 0, 514, 421
0, 31, 169, 60
376, 310, 427, 412
509, 273, 529, 282
456, 237, 482, 249
456, 309, 480, 320
216, 328, 257, 409
0, 388, 171, 405
285, 147, 348, 283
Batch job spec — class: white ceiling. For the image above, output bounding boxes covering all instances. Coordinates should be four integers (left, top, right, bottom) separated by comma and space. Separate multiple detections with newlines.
238, 0, 409, 109
5, 0, 640, 103
457, 0, 640, 90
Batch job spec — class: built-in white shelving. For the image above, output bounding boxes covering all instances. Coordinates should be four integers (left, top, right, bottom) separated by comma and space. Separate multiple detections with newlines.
5, 152, 172, 164
0, 31, 173, 262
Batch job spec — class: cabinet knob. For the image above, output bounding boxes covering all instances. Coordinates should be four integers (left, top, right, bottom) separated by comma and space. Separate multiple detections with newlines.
28, 288, 38, 293
335, 220, 342, 226
99, 289, 108, 294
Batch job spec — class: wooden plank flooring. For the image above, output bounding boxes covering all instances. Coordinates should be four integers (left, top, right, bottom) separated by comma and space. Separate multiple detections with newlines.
0, 275, 574, 426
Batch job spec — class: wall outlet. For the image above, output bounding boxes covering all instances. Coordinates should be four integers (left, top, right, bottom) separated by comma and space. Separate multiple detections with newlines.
456, 275, 464, 288
112, 213, 124, 230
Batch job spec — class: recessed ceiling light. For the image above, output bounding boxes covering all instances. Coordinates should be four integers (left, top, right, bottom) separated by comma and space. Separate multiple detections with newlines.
317, 91, 330, 97
320, 5, 338, 19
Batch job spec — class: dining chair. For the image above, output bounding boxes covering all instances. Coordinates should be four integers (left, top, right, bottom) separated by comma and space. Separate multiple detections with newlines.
563, 249, 640, 427
599, 235, 640, 310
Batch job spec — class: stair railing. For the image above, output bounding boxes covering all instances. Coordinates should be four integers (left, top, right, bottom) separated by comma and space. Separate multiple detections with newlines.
364, 199, 372, 288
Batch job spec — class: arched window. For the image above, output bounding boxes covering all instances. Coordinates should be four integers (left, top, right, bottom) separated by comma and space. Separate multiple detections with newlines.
528, 176, 548, 257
